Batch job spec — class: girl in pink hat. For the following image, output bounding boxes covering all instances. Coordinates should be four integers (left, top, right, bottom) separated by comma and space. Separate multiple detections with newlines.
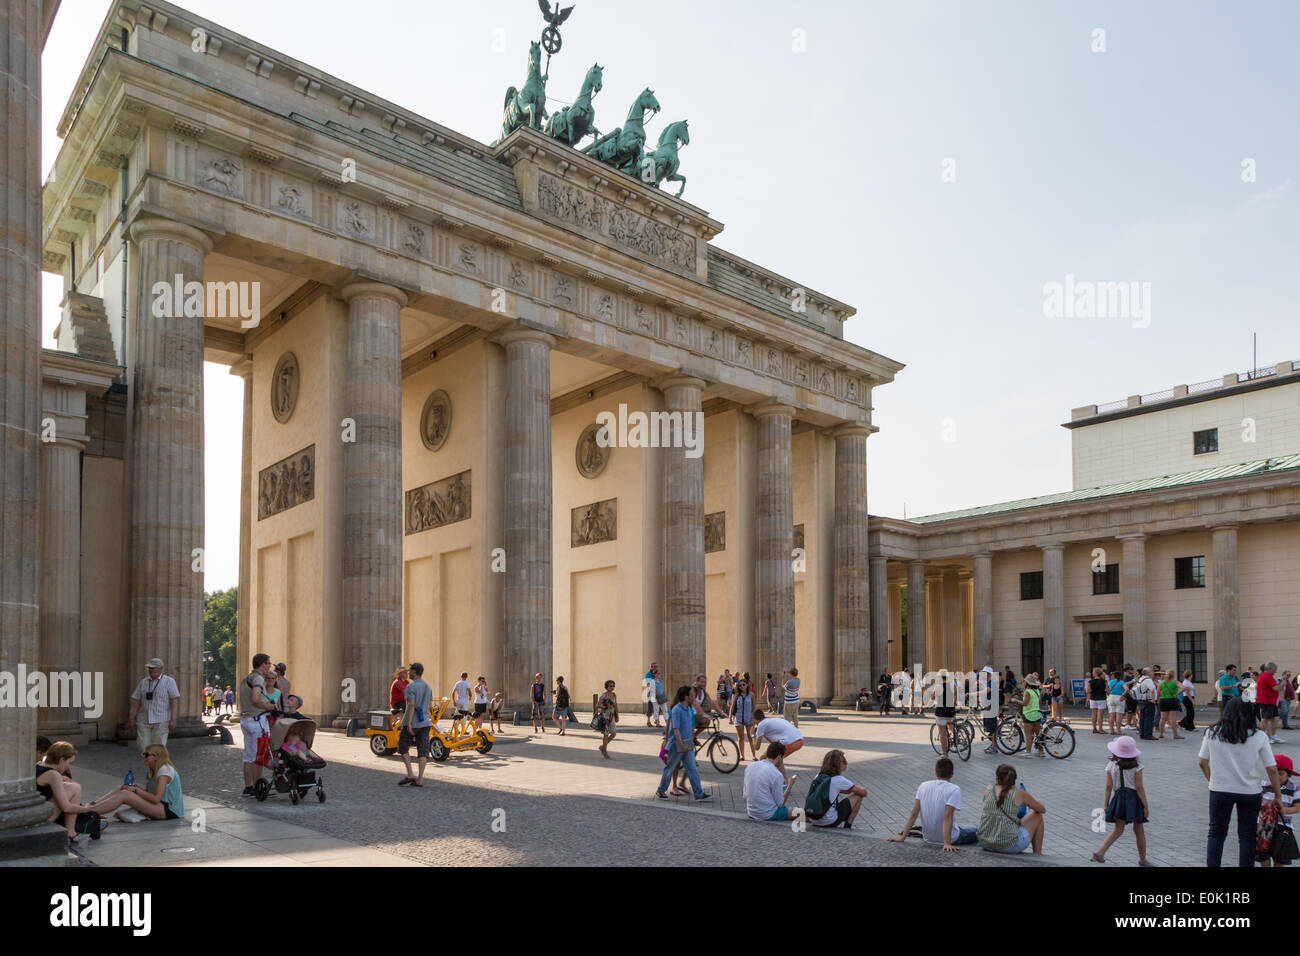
1091, 735, 1151, 865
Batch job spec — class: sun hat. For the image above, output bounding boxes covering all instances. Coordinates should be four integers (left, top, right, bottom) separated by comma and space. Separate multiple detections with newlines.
1107, 736, 1141, 759
1025, 673, 1041, 687
146, 657, 164, 668
981, 665, 996, 675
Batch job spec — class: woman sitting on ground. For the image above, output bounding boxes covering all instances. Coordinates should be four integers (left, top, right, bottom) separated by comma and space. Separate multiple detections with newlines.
36, 741, 88, 841
85, 744, 184, 822
977, 763, 1046, 855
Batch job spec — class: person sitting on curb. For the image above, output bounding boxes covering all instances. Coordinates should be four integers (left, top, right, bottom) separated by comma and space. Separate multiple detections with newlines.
743, 741, 801, 822
752, 709, 805, 758
979, 762, 1046, 856
806, 749, 867, 829
35, 741, 90, 842
84, 744, 185, 824
888, 757, 978, 852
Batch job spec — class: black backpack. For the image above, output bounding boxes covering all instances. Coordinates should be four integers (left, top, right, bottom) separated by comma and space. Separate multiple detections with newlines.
556, 685, 570, 708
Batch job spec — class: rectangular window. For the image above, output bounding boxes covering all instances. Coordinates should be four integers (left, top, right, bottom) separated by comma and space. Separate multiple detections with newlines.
1020, 571, 1044, 600
1092, 563, 1120, 595
1194, 428, 1219, 455
1021, 638, 1043, 680
1177, 631, 1208, 683
1175, 555, 1206, 589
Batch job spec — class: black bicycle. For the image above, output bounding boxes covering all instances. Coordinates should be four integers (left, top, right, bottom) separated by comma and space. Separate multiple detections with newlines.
693, 715, 740, 773
929, 717, 973, 761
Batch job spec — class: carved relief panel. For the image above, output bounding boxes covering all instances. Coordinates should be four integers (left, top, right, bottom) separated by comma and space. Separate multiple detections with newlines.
571, 498, 617, 547
405, 470, 471, 534
705, 512, 726, 553
258, 445, 315, 520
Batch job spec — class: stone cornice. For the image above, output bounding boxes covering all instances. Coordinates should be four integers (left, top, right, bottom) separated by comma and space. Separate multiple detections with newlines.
868, 470, 1300, 560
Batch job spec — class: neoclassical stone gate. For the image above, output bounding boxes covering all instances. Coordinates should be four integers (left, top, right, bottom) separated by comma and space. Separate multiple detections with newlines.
30, 0, 903, 743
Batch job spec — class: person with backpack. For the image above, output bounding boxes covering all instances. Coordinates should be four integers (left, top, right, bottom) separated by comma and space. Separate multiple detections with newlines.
553, 676, 571, 735
806, 749, 867, 829
530, 672, 547, 733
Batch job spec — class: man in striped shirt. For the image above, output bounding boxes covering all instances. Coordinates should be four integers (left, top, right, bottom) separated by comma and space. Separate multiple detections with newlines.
782, 667, 801, 726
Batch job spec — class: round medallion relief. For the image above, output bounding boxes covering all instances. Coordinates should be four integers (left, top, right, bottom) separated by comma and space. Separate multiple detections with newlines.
420, 389, 452, 451
271, 352, 300, 424
575, 422, 610, 478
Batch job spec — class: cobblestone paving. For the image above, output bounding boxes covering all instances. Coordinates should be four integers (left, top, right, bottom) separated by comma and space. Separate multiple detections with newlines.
70, 706, 1256, 866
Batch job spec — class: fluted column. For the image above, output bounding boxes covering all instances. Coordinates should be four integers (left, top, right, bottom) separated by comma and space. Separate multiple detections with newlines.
660, 375, 705, 694
907, 559, 927, 674
959, 570, 973, 672
38, 378, 90, 741
1120, 534, 1147, 667
0, 0, 62, 848
830, 424, 871, 704
753, 403, 795, 683
338, 281, 406, 721
972, 552, 993, 668
869, 556, 890, 682
128, 218, 212, 738
499, 327, 554, 708
1212, 525, 1240, 675
1041, 543, 1065, 683
941, 566, 961, 671
231, 358, 253, 695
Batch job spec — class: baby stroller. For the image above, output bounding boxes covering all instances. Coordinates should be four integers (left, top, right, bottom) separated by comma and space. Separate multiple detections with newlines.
253, 713, 326, 804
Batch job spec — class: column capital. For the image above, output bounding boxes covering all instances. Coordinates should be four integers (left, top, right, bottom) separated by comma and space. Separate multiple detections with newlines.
829, 421, 875, 440
340, 280, 408, 309
908, 558, 927, 568
655, 373, 706, 394
972, 550, 993, 560
229, 356, 253, 379
1117, 532, 1147, 542
129, 217, 214, 255
746, 401, 796, 420
1208, 522, 1240, 534
1039, 541, 1065, 553
870, 554, 889, 568
492, 325, 557, 349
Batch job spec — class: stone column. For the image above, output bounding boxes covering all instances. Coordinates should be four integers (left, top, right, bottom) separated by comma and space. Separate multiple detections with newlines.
888, 578, 903, 670
128, 218, 212, 738
906, 560, 927, 674
1041, 543, 1065, 684
752, 404, 795, 684
869, 556, 890, 682
0, 0, 63, 855
831, 424, 871, 704
660, 375, 705, 694
38, 380, 90, 741
959, 570, 973, 672
499, 328, 554, 708
1120, 534, 1147, 666
1212, 525, 1240, 675
338, 282, 406, 722
941, 566, 961, 671
231, 359, 253, 691
972, 552, 993, 668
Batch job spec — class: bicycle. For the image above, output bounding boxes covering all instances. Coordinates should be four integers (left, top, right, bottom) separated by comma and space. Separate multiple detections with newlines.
929, 716, 973, 761
691, 715, 740, 773
952, 706, 1018, 755
998, 712, 1076, 759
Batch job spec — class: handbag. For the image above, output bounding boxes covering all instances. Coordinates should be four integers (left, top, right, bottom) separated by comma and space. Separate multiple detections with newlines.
75, 810, 102, 841
590, 713, 604, 732
1273, 825, 1300, 862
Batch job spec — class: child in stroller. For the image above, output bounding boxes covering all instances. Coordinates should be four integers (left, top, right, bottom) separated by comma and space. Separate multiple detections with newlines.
252, 713, 326, 804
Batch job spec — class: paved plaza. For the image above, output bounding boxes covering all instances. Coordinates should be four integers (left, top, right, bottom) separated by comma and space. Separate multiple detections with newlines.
63, 705, 1253, 867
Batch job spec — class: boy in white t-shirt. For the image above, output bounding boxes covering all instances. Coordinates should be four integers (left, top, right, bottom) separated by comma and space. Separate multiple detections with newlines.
807, 749, 867, 829
888, 757, 978, 851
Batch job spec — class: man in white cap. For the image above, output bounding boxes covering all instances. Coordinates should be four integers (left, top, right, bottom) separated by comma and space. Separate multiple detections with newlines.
978, 666, 1001, 754
127, 657, 179, 752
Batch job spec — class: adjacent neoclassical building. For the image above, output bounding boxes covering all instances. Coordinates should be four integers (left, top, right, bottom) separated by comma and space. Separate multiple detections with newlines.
32, 0, 902, 738
870, 362, 1300, 699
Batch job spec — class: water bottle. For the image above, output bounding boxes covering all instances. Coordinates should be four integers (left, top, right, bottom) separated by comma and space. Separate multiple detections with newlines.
1017, 781, 1028, 818
124, 770, 134, 787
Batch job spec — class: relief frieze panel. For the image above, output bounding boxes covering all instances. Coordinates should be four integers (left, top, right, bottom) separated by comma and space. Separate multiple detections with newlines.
258, 445, 315, 520
405, 470, 471, 534
571, 498, 617, 547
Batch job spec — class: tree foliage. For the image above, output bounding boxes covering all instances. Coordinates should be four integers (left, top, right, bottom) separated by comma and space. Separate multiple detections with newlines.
203, 588, 238, 688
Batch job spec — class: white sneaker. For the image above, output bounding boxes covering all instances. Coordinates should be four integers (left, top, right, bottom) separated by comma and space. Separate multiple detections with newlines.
1271, 736, 1285, 744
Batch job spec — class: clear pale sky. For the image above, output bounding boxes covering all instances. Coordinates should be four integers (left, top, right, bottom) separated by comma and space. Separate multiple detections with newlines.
40, 0, 1300, 591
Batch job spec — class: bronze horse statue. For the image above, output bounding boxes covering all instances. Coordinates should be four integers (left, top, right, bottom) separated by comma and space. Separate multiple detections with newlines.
641, 120, 689, 197
501, 40, 548, 140
582, 87, 660, 176
545, 62, 603, 147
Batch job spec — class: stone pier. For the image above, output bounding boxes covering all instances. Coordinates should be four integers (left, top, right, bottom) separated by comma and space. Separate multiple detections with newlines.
1041, 543, 1065, 684
338, 282, 406, 723
0, 0, 66, 860
972, 552, 993, 667
499, 328, 555, 708
660, 375, 705, 694
128, 218, 212, 737
1120, 534, 1147, 667
753, 404, 795, 683
906, 560, 927, 674
831, 424, 871, 704
869, 556, 890, 685
1212, 525, 1239, 674
232, 358, 253, 690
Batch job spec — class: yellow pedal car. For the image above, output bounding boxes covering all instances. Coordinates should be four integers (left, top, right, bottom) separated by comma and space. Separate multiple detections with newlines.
366, 697, 494, 760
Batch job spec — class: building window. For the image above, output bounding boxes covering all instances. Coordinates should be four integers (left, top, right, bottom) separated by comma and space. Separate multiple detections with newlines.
1193, 428, 1218, 455
1175, 555, 1206, 589
1021, 638, 1043, 679
1177, 631, 1207, 683
1020, 571, 1043, 601
1092, 563, 1119, 595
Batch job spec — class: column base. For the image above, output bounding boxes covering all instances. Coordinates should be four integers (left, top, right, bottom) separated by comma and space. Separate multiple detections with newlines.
828, 696, 857, 708
37, 723, 88, 749
0, 821, 71, 866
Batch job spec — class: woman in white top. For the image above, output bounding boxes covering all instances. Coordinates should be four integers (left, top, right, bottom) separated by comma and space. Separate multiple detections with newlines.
1197, 698, 1282, 867
472, 676, 489, 730
1179, 670, 1197, 732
